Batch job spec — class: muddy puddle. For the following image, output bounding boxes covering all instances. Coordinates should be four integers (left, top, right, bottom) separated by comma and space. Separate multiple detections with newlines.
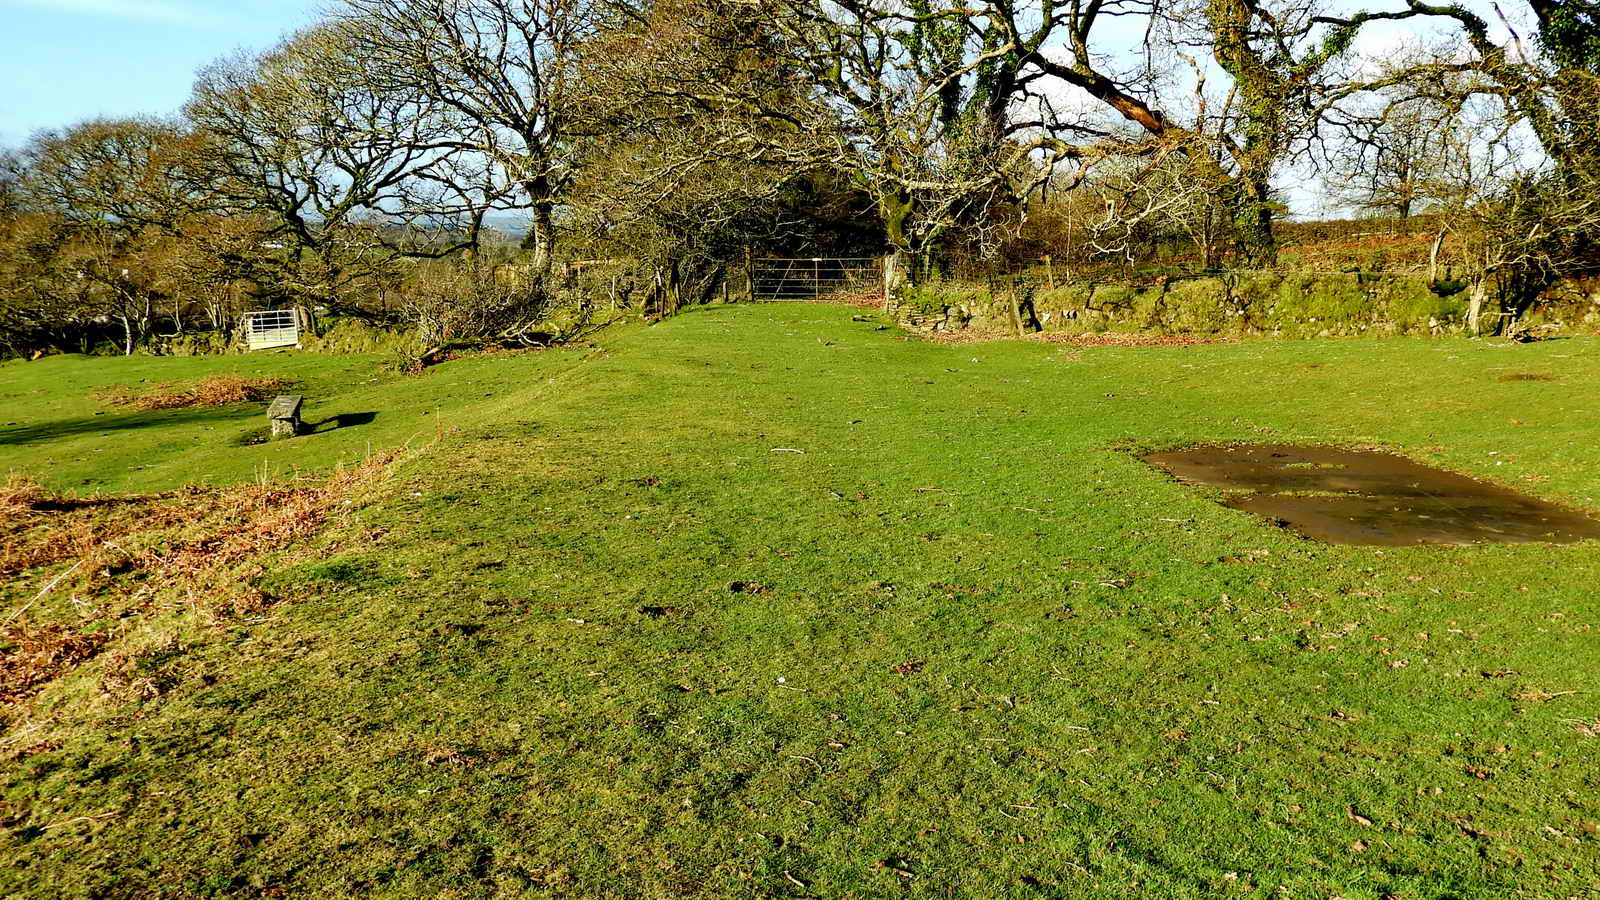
1143, 443, 1600, 546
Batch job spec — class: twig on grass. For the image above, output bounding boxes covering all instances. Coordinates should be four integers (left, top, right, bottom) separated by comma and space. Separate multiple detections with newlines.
5, 560, 81, 622
42, 811, 118, 830
770, 448, 806, 454
789, 755, 823, 773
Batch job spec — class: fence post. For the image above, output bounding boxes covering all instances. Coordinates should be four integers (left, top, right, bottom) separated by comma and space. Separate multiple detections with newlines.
744, 247, 755, 302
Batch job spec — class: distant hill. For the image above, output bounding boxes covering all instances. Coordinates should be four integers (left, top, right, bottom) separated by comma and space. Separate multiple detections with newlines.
483, 214, 531, 240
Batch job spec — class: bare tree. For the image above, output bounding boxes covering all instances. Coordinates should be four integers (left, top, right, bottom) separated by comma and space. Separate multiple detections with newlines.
15, 120, 203, 352
1332, 0, 1600, 180
184, 26, 499, 311
402, 258, 553, 348
0, 147, 22, 220
564, 0, 835, 305
0, 208, 84, 356
574, 0, 1161, 287
1320, 92, 1468, 219
1439, 141, 1600, 333
1076, 148, 1231, 267
20, 118, 194, 236
334, 0, 600, 275
1320, 0, 1600, 322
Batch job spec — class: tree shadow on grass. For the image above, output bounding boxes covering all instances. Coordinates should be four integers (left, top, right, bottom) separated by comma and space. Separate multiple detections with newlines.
306, 412, 378, 434
0, 407, 260, 447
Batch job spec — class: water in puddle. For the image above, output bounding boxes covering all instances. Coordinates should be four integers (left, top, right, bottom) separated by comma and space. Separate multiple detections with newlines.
1143, 444, 1600, 546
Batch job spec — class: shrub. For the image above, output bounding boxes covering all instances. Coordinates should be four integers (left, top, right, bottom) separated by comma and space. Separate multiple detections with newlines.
403, 263, 548, 346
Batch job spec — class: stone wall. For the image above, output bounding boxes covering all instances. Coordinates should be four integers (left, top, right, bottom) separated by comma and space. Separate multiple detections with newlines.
888, 271, 1600, 338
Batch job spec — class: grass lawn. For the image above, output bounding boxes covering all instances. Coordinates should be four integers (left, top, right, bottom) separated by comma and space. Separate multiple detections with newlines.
3, 304, 1600, 898
0, 347, 599, 494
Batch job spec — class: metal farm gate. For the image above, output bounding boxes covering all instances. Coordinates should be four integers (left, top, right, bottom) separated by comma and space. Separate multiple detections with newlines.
751, 257, 883, 302
241, 308, 301, 351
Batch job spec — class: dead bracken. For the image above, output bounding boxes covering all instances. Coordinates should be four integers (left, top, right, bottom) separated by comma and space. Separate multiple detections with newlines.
96, 375, 296, 411
0, 622, 110, 705
927, 329, 1233, 347
0, 452, 401, 709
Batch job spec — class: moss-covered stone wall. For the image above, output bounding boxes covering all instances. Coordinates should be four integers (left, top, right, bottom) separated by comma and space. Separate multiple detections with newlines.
891, 272, 1600, 337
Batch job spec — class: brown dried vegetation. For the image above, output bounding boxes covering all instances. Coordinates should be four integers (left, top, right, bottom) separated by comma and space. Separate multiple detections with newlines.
1032, 332, 1235, 347
0, 622, 110, 705
926, 329, 1234, 347
99, 637, 186, 702
95, 374, 296, 411
0, 452, 400, 708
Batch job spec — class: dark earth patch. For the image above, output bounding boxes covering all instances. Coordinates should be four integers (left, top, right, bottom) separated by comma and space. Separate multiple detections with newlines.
1144, 443, 1600, 546
1499, 373, 1557, 382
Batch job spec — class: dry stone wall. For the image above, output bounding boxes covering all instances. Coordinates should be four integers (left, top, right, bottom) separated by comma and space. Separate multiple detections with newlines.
888, 272, 1600, 338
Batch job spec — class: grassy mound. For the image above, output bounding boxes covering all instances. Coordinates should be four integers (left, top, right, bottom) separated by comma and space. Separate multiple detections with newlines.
2, 306, 1599, 897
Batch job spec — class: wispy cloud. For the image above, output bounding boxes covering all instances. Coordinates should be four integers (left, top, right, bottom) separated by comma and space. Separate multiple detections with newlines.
2, 0, 224, 26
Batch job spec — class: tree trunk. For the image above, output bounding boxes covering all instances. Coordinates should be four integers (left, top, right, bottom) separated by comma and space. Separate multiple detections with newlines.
1467, 279, 1488, 335
1498, 267, 1552, 332
1005, 281, 1025, 337
652, 261, 683, 316
522, 176, 556, 276
877, 163, 918, 285
1231, 171, 1277, 268
883, 251, 908, 311
883, 248, 927, 294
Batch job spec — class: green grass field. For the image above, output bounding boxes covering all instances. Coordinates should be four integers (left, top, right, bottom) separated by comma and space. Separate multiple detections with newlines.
3, 304, 1600, 898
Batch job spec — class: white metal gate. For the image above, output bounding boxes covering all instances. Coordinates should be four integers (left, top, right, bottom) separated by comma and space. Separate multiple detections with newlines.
751, 257, 882, 302
242, 309, 300, 350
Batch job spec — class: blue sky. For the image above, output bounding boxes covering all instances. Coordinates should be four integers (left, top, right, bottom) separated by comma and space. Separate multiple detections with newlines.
0, 0, 321, 146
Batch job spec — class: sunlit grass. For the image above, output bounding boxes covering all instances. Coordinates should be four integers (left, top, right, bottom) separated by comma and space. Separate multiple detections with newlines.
3, 306, 1598, 897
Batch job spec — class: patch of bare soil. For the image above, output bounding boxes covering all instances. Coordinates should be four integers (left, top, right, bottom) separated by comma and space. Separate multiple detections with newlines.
1145, 443, 1600, 546
96, 374, 295, 411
